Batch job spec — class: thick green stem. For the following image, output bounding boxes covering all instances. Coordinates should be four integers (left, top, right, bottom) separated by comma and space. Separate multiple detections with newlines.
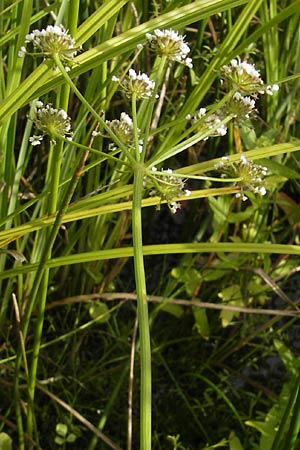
132, 164, 151, 449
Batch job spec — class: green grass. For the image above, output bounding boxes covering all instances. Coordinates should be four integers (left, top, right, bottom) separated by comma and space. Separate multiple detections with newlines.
1, 1, 300, 449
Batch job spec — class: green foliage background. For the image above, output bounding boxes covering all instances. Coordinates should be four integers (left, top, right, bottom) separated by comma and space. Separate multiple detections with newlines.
1, 0, 300, 449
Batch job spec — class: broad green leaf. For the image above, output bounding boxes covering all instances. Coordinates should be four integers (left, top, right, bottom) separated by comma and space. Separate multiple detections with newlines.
89, 302, 110, 323
160, 302, 184, 319
171, 266, 201, 296
229, 431, 244, 450
218, 285, 243, 327
55, 423, 68, 438
260, 158, 300, 179
0, 433, 12, 450
246, 383, 291, 450
274, 339, 300, 375
193, 307, 210, 339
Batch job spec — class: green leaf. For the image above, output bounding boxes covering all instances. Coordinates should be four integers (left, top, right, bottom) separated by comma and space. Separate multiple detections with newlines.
229, 431, 244, 450
160, 302, 184, 318
260, 158, 300, 179
55, 423, 68, 438
171, 267, 202, 296
274, 339, 300, 375
193, 307, 210, 339
218, 285, 243, 327
54, 436, 65, 445
246, 383, 291, 450
89, 302, 110, 323
0, 433, 12, 450
0, 249, 26, 262
66, 433, 77, 443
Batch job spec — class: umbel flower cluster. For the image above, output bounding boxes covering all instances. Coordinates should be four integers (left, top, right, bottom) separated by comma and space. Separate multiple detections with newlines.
146, 29, 193, 68
18, 24, 80, 68
214, 155, 268, 201
29, 102, 72, 146
112, 69, 156, 100
220, 58, 279, 96
188, 107, 228, 139
190, 58, 279, 140
145, 167, 191, 214
105, 112, 143, 152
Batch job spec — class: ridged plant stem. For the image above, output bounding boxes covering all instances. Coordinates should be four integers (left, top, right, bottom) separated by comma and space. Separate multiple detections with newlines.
132, 164, 151, 449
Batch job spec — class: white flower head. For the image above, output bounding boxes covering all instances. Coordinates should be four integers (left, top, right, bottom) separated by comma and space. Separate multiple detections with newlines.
19, 24, 80, 65
215, 154, 268, 199
116, 68, 156, 99
189, 107, 228, 139
30, 103, 72, 145
145, 167, 190, 213
106, 112, 139, 146
221, 59, 280, 98
146, 28, 193, 67
221, 58, 264, 95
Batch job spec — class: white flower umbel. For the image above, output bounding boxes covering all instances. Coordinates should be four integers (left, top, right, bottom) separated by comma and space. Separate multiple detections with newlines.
214, 154, 268, 200
29, 102, 72, 145
221, 58, 264, 95
127, 69, 155, 99
146, 28, 193, 68
191, 108, 228, 139
106, 112, 139, 146
225, 91, 256, 122
113, 69, 156, 100
19, 24, 80, 66
221, 58, 280, 97
145, 167, 190, 214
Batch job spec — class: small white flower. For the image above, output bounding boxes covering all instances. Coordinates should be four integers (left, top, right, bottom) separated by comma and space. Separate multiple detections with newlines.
18, 46, 27, 57
185, 57, 193, 69
112, 75, 119, 82
259, 186, 266, 196
169, 201, 181, 214
29, 135, 43, 146
266, 83, 280, 95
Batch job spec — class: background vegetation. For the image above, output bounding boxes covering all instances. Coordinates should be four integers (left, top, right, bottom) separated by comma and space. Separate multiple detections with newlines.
1, 0, 300, 449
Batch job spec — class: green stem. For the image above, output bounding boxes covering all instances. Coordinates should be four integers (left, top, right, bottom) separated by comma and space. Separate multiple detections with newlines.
132, 164, 151, 449
53, 55, 136, 165
25, 8, 82, 434
141, 55, 167, 158
26, 142, 61, 437
132, 93, 140, 161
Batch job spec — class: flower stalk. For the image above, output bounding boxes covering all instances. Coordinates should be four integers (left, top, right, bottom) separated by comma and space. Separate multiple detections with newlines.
132, 163, 152, 450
